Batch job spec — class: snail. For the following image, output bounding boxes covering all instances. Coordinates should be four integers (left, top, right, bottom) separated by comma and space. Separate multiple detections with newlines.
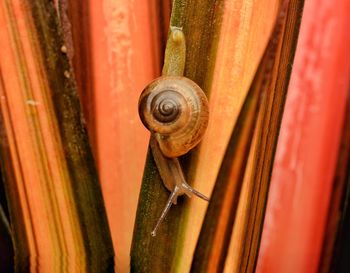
139, 75, 210, 236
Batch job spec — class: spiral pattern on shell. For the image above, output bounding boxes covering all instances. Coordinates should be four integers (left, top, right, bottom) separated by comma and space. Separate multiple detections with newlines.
138, 76, 209, 158
151, 91, 182, 124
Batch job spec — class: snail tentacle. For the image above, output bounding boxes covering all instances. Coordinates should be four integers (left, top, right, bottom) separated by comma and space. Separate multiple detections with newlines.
181, 183, 210, 201
151, 186, 180, 237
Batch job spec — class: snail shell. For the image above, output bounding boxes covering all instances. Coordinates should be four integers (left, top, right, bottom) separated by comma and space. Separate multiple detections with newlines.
138, 76, 209, 158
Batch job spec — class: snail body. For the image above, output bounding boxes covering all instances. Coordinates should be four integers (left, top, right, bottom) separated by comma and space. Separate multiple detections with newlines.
138, 76, 209, 158
138, 28, 209, 237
